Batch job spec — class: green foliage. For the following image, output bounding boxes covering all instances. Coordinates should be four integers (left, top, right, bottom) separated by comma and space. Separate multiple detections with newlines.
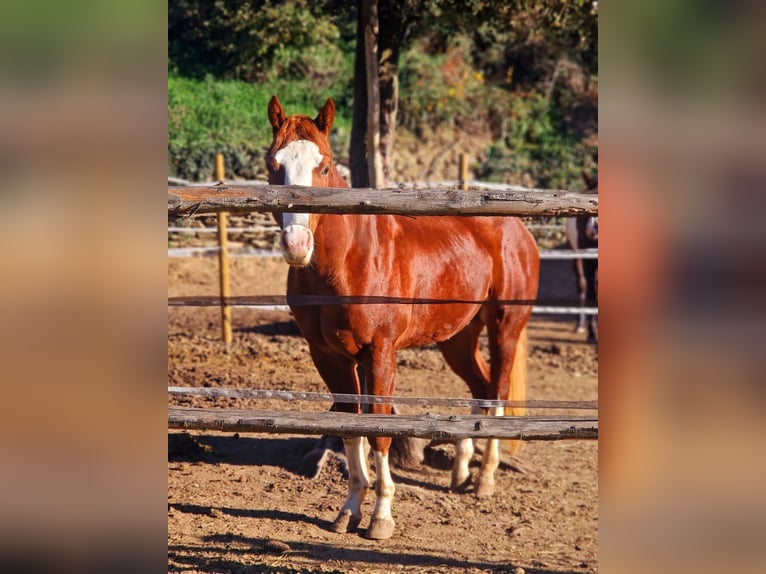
469, 0, 598, 88
168, 0, 354, 83
398, 36, 490, 132
168, 75, 351, 181
476, 91, 597, 190
397, 34, 596, 190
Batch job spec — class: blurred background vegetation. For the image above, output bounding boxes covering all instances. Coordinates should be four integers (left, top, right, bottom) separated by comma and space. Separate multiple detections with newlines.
168, 0, 597, 188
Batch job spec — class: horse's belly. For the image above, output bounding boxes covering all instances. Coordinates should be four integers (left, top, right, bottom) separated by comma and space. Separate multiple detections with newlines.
398, 302, 481, 347
327, 302, 479, 353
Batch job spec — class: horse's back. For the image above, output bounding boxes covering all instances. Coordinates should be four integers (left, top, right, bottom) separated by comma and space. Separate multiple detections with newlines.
370, 214, 537, 300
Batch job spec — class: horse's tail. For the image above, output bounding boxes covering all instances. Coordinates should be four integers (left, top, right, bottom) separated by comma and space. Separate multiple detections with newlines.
505, 325, 528, 455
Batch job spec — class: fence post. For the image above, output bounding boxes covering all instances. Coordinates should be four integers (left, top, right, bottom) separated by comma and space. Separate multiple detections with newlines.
459, 153, 468, 191
215, 153, 232, 350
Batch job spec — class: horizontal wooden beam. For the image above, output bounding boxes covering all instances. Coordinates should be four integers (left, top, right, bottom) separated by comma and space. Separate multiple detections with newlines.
168, 184, 598, 217
168, 406, 598, 441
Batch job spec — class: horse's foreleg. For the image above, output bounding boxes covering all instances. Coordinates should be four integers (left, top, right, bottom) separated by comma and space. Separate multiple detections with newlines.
366, 445, 396, 539
360, 342, 397, 540
331, 436, 370, 533
304, 346, 369, 533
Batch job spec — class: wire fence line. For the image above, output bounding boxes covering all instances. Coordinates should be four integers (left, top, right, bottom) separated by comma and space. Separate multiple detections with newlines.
167, 294, 596, 313
169, 223, 563, 234
169, 225, 281, 234
168, 386, 597, 410
168, 246, 598, 260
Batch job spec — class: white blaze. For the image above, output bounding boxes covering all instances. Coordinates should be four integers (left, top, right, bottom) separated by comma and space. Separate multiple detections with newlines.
273, 140, 323, 266
274, 140, 322, 186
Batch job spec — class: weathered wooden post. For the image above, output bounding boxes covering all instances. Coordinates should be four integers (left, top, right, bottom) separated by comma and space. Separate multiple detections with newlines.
215, 153, 232, 350
459, 153, 469, 191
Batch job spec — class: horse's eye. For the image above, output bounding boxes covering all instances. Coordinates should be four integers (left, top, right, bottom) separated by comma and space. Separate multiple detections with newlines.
320, 166, 330, 177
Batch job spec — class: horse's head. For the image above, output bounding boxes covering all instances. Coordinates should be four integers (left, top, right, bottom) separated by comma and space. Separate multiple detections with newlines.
266, 95, 344, 267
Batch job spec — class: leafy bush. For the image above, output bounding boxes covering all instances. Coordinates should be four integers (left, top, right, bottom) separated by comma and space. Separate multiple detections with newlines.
397, 36, 595, 190
476, 90, 597, 190
398, 36, 490, 133
168, 0, 353, 83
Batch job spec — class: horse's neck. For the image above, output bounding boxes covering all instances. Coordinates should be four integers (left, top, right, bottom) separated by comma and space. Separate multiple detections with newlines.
303, 168, 352, 285
310, 214, 372, 283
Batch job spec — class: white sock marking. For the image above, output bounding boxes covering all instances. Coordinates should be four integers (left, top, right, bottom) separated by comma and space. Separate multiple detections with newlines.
341, 437, 370, 517
372, 450, 395, 523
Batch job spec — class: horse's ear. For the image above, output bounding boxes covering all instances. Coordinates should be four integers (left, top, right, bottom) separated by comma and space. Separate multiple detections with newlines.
268, 95, 286, 134
315, 98, 336, 135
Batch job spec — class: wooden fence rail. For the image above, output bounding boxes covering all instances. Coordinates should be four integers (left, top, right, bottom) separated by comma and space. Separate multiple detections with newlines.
168, 406, 598, 441
168, 184, 598, 217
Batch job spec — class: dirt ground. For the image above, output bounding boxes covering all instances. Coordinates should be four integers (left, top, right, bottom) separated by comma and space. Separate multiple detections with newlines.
168, 241, 598, 573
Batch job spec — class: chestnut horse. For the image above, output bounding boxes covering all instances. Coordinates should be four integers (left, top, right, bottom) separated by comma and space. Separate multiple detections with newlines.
565, 172, 598, 342
266, 96, 539, 539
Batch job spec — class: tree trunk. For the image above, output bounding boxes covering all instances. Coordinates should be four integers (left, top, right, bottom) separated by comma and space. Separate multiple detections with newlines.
378, 52, 398, 185
349, 1, 369, 189
378, 1, 405, 185
351, 1, 410, 188
363, 0, 385, 188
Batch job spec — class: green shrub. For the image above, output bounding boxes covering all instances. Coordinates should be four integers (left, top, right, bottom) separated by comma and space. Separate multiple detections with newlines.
476, 90, 597, 190
168, 0, 351, 83
398, 36, 489, 133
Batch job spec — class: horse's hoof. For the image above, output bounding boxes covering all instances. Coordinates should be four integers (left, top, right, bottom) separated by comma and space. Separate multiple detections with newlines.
331, 509, 361, 533
474, 478, 495, 497
450, 473, 472, 493
365, 517, 395, 540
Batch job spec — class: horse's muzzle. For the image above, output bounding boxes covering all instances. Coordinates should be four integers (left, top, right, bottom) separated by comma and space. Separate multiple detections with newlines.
281, 224, 314, 267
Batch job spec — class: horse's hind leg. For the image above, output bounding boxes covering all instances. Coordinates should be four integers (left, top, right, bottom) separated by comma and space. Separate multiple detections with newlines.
307, 346, 370, 534
585, 259, 598, 343
476, 307, 531, 497
437, 317, 490, 492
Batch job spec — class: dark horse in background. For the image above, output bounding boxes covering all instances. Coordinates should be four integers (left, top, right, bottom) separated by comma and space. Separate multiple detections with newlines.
565, 172, 598, 342
266, 96, 539, 540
